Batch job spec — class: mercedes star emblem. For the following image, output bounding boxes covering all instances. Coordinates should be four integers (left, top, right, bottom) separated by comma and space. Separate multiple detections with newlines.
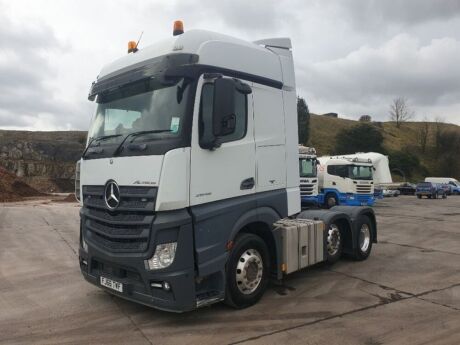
104, 181, 120, 210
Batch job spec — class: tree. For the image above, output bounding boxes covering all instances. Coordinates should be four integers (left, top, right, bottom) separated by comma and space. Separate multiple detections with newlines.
297, 96, 310, 145
334, 123, 384, 155
359, 115, 372, 122
434, 116, 445, 154
389, 150, 421, 179
416, 116, 430, 153
389, 97, 413, 128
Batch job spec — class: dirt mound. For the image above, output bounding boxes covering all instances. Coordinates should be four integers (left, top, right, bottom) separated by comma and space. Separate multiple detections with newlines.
62, 193, 77, 202
0, 167, 44, 202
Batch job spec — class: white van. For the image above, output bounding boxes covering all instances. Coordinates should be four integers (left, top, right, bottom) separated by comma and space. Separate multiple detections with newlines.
425, 177, 460, 195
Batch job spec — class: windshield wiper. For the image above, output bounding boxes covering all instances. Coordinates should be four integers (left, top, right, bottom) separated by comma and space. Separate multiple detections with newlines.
82, 134, 123, 158
113, 129, 172, 156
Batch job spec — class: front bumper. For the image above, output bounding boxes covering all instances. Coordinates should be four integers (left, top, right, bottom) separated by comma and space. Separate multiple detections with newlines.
79, 208, 197, 313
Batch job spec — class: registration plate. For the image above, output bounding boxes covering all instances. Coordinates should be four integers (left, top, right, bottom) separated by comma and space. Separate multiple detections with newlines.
100, 276, 123, 293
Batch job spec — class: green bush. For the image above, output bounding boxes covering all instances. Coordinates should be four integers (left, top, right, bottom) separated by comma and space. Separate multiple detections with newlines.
334, 123, 384, 154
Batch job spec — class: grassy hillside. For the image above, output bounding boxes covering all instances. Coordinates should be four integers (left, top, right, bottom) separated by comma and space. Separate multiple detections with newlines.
309, 114, 460, 181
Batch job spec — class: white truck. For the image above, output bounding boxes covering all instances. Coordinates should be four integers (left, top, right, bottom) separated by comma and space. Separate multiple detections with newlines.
298, 145, 319, 203
329, 152, 392, 199
316, 156, 375, 207
299, 150, 376, 208
76, 22, 377, 312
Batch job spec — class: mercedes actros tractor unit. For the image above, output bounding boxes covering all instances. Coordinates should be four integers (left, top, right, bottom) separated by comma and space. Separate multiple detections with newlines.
76, 22, 377, 312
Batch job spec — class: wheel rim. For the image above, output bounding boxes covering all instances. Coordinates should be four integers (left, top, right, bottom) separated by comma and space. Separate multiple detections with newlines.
235, 248, 263, 295
327, 224, 341, 256
359, 224, 371, 252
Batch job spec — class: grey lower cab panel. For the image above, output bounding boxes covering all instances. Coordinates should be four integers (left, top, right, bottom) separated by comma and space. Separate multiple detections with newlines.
274, 219, 324, 274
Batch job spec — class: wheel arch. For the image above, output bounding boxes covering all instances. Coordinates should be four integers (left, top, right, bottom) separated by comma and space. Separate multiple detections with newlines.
331, 206, 378, 244
228, 207, 282, 280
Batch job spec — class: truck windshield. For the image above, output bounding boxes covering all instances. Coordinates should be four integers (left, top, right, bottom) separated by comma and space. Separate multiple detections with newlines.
299, 158, 316, 178
88, 78, 190, 144
349, 165, 373, 180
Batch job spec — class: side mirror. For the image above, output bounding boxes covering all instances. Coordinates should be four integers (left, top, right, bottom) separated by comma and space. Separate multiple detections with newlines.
212, 78, 237, 137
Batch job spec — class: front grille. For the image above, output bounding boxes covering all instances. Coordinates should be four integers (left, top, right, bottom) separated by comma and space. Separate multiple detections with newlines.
356, 184, 372, 194
356, 194, 372, 201
300, 183, 315, 196
82, 185, 157, 253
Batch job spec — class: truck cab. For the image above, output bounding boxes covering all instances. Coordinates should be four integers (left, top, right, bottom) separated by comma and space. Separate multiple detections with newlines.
298, 146, 318, 204
77, 24, 377, 312
317, 156, 375, 208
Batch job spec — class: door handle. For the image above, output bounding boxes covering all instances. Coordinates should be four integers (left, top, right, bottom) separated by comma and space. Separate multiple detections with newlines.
240, 177, 255, 190
332, 182, 337, 186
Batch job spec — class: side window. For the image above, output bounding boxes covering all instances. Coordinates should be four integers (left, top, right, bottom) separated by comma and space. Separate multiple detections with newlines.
198, 80, 248, 148
327, 165, 336, 175
328, 165, 348, 177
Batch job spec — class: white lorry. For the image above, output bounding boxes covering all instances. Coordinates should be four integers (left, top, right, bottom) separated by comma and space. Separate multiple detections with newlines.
299, 150, 376, 207
76, 22, 377, 312
330, 152, 392, 199
316, 156, 375, 207
298, 145, 319, 202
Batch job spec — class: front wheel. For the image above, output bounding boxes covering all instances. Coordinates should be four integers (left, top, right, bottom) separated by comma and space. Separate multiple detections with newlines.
354, 215, 373, 261
225, 233, 270, 309
325, 193, 338, 209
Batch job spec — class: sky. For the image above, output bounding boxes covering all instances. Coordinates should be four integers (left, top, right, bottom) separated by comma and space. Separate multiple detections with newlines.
1, 0, 460, 131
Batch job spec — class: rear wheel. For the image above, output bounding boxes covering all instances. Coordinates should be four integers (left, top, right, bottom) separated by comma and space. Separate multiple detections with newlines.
325, 193, 338, 209
225, 233, 270, 309
325, 223, 342, 263
354, 215, 373, 261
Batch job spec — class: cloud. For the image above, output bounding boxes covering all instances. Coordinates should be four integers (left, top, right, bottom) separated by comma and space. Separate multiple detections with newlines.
336, 0, 460, 29
0, 0, 459, 130
0, 10, 74, 129
298, 34, 460, 120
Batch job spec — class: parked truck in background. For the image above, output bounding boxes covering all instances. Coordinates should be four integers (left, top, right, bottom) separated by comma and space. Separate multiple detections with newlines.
76, 22, 377, 312
298, 146, 318, 204
331, 152, 392, 199
316, 156, 375, 208
299, 150, 375, 208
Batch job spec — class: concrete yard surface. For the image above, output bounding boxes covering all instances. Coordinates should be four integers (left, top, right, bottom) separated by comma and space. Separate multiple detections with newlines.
0, 196, 459, 344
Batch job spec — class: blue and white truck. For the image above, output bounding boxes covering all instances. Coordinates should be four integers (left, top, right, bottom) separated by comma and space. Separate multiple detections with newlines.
300, 149, 375, 208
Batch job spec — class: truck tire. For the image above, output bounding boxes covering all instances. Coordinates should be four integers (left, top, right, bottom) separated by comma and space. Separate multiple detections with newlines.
354, 215, 373, 261
325, 193, 338, 209
325, 223, 343, 264
224, 233, 270, 309
417, 195, 422, 199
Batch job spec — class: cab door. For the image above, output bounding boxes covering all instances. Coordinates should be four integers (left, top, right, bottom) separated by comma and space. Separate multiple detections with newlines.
190, 75, 256, 206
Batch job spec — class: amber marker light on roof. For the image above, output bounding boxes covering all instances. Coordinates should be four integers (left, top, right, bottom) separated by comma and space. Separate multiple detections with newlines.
173, 20, 184, 36
128, 40, 138, 54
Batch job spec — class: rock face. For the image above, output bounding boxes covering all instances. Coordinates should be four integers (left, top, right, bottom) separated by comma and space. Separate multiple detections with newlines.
0, 130, 86, 193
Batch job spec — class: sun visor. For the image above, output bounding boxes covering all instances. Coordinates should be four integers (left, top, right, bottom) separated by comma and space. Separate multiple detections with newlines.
88, 53, 198, 100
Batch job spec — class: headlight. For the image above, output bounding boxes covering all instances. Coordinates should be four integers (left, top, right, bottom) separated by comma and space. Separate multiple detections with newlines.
146, 242, 177, 270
